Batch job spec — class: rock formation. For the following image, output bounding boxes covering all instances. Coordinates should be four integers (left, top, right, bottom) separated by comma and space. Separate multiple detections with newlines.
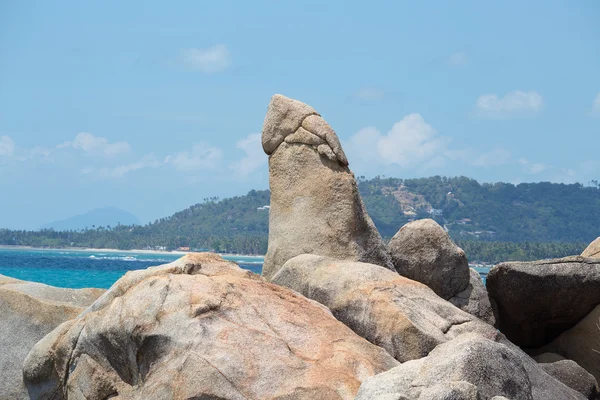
0, 274, 104, 400
534, 304, 600, 384
538, 360, 599, 400
272, 254, 498, 363
449, 267, 496, 325
23, 253, 398, 400
388, 218, 470, 299
583, 237, 600, 258
355, 333, 588, 400
487, 256, 600, 347
261, 94, 393, 280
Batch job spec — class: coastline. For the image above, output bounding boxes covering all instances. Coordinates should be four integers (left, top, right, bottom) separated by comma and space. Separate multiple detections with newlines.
0, 245, 264, 259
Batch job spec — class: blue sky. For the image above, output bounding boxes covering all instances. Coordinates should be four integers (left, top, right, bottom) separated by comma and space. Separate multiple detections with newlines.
0, 0, 599, 229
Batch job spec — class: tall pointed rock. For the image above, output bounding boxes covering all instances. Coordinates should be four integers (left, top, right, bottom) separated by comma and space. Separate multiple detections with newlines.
261, 94, 393, 280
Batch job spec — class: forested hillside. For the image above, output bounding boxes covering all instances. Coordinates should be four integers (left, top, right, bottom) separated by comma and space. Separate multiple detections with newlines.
1, 176, 598, 261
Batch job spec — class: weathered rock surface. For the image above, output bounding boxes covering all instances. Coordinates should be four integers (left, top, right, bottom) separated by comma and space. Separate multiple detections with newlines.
272, 254, 498, 363
23, 253, 398, 400
534, 304, 600, 385
261, 94, 393, 280
450, 267, 496, 325
0, 274, 104, 400
534, 352, 567, 363
356, 333, 587, 400
583, 237, 600, 258
539, 360, 599, 400
388, 218, 470, 299
487, 256, 600, 347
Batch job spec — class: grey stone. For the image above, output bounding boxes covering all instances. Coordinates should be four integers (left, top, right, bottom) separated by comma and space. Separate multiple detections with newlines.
487, 256, 600, 347
534, 304, 600, 385
388, 219, 470, 299
23, 253, 398, 400
534, 352, 567, 363
356, 333, 587, 400
540, 360, 599, 399
261, 94, 393, 280
450, 268, 496, 325
0, 275, 104, 400
272, 254, 498, 363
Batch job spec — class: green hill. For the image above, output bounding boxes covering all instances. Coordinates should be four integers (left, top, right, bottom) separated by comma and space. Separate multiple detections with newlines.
1, 176, 598, 262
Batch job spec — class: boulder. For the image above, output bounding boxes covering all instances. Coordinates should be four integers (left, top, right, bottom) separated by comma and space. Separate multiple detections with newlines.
272, 254, 498, 363
534, 304, 600, 384
449, 267, 496, 325
583, 237, 600, 258
0, 274, 104, 400
355, 333, 587, 400
534, 353, 567, 363
261, 94, 393, 280
23, 253, 398, 400
388, 218, 470, 299
539, 360, 599, 400
487, 256, 600, 347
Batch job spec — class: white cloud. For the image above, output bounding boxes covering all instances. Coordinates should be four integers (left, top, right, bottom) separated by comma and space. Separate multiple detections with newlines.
529, 163, 547, 174
181, 45, 231, 73
592, 93, 600, 117
0, 136, 15, 156
59, 132, 130, 157
165, 142, 223, 171
354, 87, 385, 101
471, 148, 511, 167
446, 52, 468, 66
230, 133, 265, 177
347, 114, 451, 168
476, 90, 543, 118
519, 158, 549, 174
81, 154, 164, 179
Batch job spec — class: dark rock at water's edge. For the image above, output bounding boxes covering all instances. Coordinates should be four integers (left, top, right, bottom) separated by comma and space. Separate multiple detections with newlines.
487, 256, 600, 348
23, 253, 397, 399
261, 94, 393, 280
0, 275, 104, 400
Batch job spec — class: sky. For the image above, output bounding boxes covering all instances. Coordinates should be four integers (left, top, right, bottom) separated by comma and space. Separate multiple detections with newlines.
0, 0, 599, 229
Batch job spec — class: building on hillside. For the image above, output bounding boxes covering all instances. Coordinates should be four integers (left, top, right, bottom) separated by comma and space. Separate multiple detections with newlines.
428, 208, 443, 216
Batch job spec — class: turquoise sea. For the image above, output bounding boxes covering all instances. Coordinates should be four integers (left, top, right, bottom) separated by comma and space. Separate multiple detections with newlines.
0, 247, 490, 289
0, 248, 263, 289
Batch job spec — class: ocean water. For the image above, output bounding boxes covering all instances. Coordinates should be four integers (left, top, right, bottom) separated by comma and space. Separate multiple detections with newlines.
0, 248, 263, 289
0, 247, 490, 289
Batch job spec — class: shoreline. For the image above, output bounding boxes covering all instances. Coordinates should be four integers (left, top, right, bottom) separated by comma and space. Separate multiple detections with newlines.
0, 245, 264, 259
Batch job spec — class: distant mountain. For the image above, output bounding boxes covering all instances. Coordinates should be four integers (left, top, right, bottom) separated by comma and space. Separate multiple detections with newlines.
2, 176, 598, 262
41, 206, 141, 231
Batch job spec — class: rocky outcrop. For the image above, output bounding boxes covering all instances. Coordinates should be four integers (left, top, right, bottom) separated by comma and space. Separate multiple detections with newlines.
534, 304, 600, 384
487, 256, 600, 347
272, 254, 498, 363
388, 218, 470, 299
450, 267, 496, 325
539, 360, 599, 400
261, 94, 393, 280
583, 237, 600, 258
355, 333, 588, 400
23, 253, 398, 400
0, 274, 104, 400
